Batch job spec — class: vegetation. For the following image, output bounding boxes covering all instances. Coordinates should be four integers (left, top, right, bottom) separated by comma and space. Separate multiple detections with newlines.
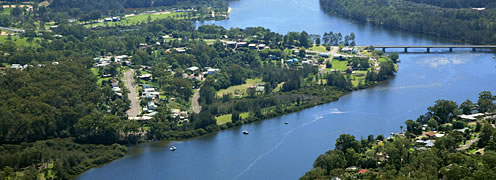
320, 0, 496, 44
301, 91, 496, 179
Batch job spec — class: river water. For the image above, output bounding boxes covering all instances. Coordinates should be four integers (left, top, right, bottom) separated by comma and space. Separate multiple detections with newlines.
77, 0, 496, 179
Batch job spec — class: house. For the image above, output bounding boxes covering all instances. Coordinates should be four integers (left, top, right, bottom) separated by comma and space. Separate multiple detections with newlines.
258, 44, 266, 50
112, 17, 121, 22
286, 58, 299, 64
248, 44, 257, 49
111, 81, 119, 88
112, 87, 121, 92
319, 53, 330, 58
357, 169, 369, 175
302, 60, 313, 65
147, 102, 157, 111
144, 88, 155, 92
207, 68, 219, 75
174, 48, 187, 53
236, 42, 248, 47
341, 47, 353, 53
459, 113, 485, 121
334, 54, 346, 60
104, 17, 113, 22
256, 84, 265, 92
139, 74, 152, 81
226, 41, 237, 48
345, 67, 353, 74
423, 131, 436, 137
187, 66, 199, 72
10, 64, 22, 69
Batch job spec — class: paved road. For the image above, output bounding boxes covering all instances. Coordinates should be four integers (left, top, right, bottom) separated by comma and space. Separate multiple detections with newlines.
457, 137, 479, 151
0, 26, 25, 33
192, 88, 201, 114
125, 69, 140, 117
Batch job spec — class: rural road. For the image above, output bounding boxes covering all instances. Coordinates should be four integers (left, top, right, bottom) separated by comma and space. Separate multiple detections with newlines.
457, 137, 479, 151
192, 88, 201, 114
319, 46, 338, 73
125, 69, 140, 117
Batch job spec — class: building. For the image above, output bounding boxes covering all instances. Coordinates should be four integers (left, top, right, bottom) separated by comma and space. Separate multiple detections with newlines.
248, 44, 257, 49
187, 66, 199, 72
319, 52, 330, 58
207, 68, 220, 75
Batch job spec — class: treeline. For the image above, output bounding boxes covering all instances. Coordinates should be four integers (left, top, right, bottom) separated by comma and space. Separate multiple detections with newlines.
301, 91, 496, 179
319, 0, 496, 44
0, 138, 127, 179
405, 0, 496, 8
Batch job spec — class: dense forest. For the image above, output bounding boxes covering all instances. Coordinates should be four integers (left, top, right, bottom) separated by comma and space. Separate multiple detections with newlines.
319, 0, 496, 44
301, 91, 496, 179
0, 1, 399, 178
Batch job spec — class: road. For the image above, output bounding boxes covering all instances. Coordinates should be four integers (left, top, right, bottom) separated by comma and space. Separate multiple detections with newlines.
319, 46, 339, 73
125, 69, 140, 117
457, 137, 479, 151
192, 88, 201, 114
0, 26, 25, 33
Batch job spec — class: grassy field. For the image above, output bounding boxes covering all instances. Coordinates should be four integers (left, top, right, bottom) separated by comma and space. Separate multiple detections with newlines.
1, 8, 11, 15
215, 112, 250, 125
331, 60, 349, 71
84, 12, 190, 27
309, 45, 328, 52
216, 78, 264, 98
0, 36, 41, 47
90, 68, 111, 86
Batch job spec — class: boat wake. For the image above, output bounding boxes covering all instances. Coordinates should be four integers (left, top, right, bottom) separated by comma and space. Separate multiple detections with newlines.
233, 115, 325, 179
328, 108, 346, 114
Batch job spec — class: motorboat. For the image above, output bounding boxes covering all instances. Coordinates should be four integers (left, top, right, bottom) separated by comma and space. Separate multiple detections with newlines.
170, 146, 176, 151
242, 130, 249, 134
285, 122, 289, 124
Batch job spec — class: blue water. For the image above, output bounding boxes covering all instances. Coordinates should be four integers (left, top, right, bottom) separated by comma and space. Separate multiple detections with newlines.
78, 0, 496, 179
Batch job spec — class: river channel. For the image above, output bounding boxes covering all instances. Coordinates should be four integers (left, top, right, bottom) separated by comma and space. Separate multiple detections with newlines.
77, 0, 496, 179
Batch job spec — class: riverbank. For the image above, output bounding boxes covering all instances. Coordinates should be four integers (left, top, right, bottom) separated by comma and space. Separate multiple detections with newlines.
301, 92, 496, 179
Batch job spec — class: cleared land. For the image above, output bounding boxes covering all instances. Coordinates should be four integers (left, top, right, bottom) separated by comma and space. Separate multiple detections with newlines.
215, 113, 250, 125
216, 78, 264, 98
84, 12, 190, 27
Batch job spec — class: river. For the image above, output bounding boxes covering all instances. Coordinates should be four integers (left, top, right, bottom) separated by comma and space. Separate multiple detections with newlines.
77, 0, 496, 179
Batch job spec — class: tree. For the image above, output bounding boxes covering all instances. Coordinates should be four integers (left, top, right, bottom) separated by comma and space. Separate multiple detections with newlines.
427, 100, 459, 124
459, 99, 475, 114
389, 52, 399, 63
335, 134, 360, 152
232, 111, 240, 123
477, 91, 495, 113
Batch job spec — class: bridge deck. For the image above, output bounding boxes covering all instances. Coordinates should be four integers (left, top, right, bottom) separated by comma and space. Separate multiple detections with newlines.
372, 45, 496, 48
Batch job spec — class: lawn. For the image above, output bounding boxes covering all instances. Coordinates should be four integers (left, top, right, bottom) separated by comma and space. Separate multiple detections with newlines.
216, 112, 250, 125
0, 36, 41, 47
331, 60, 349, 71
1, 8, 11, 15
309, 45, 328, 52
216, 78, 264, 98
85, 12, 190, 27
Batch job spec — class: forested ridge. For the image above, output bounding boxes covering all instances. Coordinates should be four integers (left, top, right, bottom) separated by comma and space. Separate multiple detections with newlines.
319, 0, 496, 44
301, 92, 496, 179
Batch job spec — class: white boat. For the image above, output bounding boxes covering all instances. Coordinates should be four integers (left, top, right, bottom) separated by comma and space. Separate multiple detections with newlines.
169, 146, 176, 151
285, 122, 289, 124
242, 130, 249, 134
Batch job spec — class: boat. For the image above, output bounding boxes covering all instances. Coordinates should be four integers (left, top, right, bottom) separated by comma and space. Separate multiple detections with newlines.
493, 56, 495, 58
169, 146, 176, 151
242, 130, 249, 134
285, 122, 289, 124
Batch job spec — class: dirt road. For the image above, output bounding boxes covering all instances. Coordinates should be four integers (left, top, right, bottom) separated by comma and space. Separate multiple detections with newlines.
125, 69, 140, 117
192, 88, 201, 114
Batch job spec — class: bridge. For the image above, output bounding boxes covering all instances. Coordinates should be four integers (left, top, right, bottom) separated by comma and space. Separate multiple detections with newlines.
370, 45, 496, 52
